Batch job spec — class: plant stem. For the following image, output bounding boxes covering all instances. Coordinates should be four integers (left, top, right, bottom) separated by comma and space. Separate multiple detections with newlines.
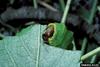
61, 0, 72, 24
59, 0, 65, 11
39, 1, 57, 11
72, 40, 76, 50
33, 0, 38, 8
90, 55, 96, 63
97, 6, 100, 11
81, 47, 100, 61
0, 22, 16, 33
81, 38, 87, 56
25, 21, 35, 26
89, 0, 97, 24
0, 33, 5, 38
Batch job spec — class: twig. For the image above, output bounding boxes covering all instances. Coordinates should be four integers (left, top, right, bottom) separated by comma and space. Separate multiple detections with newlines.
39, 1, 58, 12
0, 7, 62, 23
25, 21, 35, 26
81, 47, 100, 61
0, 22, 16, 33
61, 0, 72, 23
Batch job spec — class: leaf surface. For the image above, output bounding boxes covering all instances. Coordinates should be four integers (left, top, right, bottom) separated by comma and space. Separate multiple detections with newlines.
0, 24, 81, 67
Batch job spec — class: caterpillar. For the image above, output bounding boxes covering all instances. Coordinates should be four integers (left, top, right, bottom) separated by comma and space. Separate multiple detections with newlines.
42, 23, 73, 49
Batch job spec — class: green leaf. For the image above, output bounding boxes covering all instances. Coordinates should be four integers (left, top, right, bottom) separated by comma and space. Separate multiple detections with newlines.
78, 0, 97, 24
0, 24, 81, 67
16, 25, 33, 36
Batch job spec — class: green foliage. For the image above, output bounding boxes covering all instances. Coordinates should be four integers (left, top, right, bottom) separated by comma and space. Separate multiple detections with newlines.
0, 24, 81, 67
78, 0, 97, 24
16, 25, 33, 36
